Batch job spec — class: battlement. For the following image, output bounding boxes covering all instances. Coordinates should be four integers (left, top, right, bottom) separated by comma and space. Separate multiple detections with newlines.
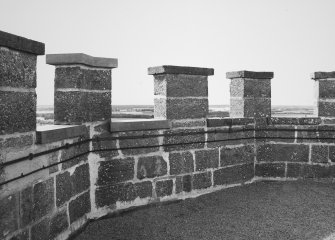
2, 30, 335, 240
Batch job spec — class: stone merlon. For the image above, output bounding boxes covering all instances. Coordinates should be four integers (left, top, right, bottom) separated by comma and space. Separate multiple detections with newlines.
148, 65, 214, 76
311, 72, 335, 80
226, 70, 274, 79
46, 53, 118, 69
0, 30, 45, 55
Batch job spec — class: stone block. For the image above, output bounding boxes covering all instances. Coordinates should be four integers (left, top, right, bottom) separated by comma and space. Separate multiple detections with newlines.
214, 163, 254, 185
60, 140, 89, 170
0, 194, 18, 238
193, 171, 212, 190
54, 91, 111, 124
318, 125, 335, 143
97, 157, 134, 185
31, 217, 49, 240
55, 67, 111, 90
226, 70, 274, 79
95, 181, 152, 207
207, 118, 254, 127
255, 125, 295, 143
0, 133, 34, 149
195, 149, 219, 171
20, 187, 33, 227
311, 145, 329, 163
154, 98, 208, 120
118, 130, 159, 155
69, 191, 91, 223
0, 91, 36, 134
317, 80, 335, 98
230, 98, 271, 118
287, 163, 330, 179
297, 126, 319, 143
56, 171, 72, 207
220, 145, 255, 166
176, 175, 192, 193
317, 101, 335, 117
148, 65, 214, 76
92, 131, 118, 158
255, 163, 285, 178
230, 78, 271, 98
163, 128, 205, 151
33, 178, 54, 221
0, 30, 45, 55
155, 180, 173, 197
311, 71, 335, 79
0, 48, 37, 88
154, 74, 208, 97
256, 144, 309, 163
171, 119, 207, 128
329, 146, 335, 162
71, 163, 90, 195
137, 156, 167, 179
111, 119, 171, 132
169, 151, 194, 175
49, 209, 69, 239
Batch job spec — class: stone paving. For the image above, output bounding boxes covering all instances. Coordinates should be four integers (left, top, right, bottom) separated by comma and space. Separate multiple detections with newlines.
74, 180, 335, 240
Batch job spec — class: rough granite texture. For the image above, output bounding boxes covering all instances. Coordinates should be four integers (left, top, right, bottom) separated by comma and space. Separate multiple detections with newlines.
230, 78, 271, 98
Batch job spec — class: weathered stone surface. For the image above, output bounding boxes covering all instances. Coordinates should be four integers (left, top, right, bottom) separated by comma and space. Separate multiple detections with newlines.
195, 149, 219, 171
60, 139, 89, 170
49, 209, 69, 239
48, 151, 59, 174
47, 53, 117, 68
33, 178, 54, 220
171, 119, 207, 128
154, 98, 208, 120
55, 67, 111, 90
0, 91, 36, 134
56, 171, 72, 207
164, 128, 205, 151
230, 98, 271, 118
10, 229, 29, 240
311, 145, 329, 163
31, 217, 49, 240
154, 74, 208, 97
226, 70, 273, 79
268, 117, 321, 125
0, 30, 45, 55
20, 187, 33, 227
317, 101, 335, 117
148, 65, 214, 76
317, 80, 335, 98
169, 151, 194, 175
287, 163, 330, 179
0, 194, 18, 238
97, 158, 134, 185
137, 156, 167, 179
220, 145, 254, 166
95, 181, 152, 207
0, 134, 34, 149
255, 163, 285, 178
0, 48, 37, 88
54, 91, 111, 124
176, 175, 192, 193
193, 171, 212, 190
92, 131, 118, 158
71, 163, 90, 195
214, 163, 254, 185
311, 71, 335, 80
118, 130, 159, 155
111, 119, 170, 132
318, 125, 335, 143
156, 180, 173, 197
230, 78, 271, 98
207, 125, 254, 148
69, 191, 91, 223
297, 126, 319, 143
329, 146, 335, 162
256, 144, 309, 163
255, 126, 295, 143
207, 118, 254, 127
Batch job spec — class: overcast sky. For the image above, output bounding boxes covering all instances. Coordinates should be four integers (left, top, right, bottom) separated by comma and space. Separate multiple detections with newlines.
1, 0, 335, 106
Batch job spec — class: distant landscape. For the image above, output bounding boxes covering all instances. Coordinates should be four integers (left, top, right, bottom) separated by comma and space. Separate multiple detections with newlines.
36, 105, 315, 125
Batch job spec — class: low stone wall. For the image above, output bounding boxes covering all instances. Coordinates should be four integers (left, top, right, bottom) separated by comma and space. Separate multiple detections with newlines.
1, 30, 335, 240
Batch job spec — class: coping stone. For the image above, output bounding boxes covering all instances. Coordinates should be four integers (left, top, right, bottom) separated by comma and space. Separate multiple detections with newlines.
226, 70, 274, 79
36, 125, 87, 144
110, 119, 171, 132
46, 53, 118, 68
0, 30, 45, 55
148, 65, 214, 76
311, 72, 335, 80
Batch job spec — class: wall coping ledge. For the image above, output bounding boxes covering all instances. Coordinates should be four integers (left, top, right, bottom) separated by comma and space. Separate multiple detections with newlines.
207, 118, 255, 127
148, 65, 214, 76
0, 30, 45, 55
110, 119, 171, 132
46, 53, 118, 68
36, 125, 87, 144
311, 72, 335, 80
226, 70, 274, 79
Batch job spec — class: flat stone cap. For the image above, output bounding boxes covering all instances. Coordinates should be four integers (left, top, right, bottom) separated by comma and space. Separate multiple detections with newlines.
148, 65, 214, 76
226, 70, 274, 79
0, 30, 45, 55
46, 53, 118, 68
311, 72, 335, 80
